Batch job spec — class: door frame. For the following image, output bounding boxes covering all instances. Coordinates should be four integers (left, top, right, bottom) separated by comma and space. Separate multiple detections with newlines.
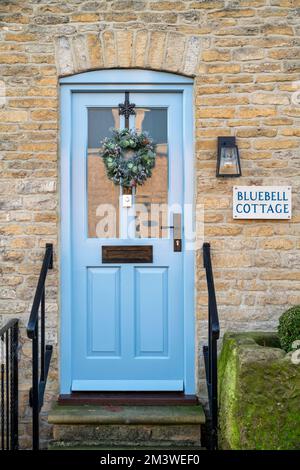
59, 69, 195, 394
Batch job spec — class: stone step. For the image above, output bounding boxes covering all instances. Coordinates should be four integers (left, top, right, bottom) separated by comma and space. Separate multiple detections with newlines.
48, 404, 205, 450
51, 423, 202, 449
48, 404, 205, 425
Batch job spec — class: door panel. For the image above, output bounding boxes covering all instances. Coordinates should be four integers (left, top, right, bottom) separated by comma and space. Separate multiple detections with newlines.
71, 91, 184, 391
87, 267, 120, 355
135, 267, 168, 356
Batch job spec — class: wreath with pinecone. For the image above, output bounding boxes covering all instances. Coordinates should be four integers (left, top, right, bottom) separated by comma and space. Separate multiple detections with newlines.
100, 128, 156, 188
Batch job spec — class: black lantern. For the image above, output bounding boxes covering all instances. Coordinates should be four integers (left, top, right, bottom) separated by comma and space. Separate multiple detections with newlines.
217, 136, 241, 177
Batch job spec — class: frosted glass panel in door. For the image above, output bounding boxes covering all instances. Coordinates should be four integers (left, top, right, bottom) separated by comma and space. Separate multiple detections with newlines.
134, 108, 168, 238
87, 108, 120, 238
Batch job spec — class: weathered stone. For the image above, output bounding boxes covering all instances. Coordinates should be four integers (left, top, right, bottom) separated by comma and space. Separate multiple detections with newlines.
207, 64, 241, 74
18, 142, 56, 152
197, 107, 235, 118
147, 31, 166, 69
52, 423, 201, 447
233, 47, 264, 61
16, 180, 56, 194
134, 30, 148, 67
252, 93, 290, 105
48, 404, 205, 425
238, 107, 277, 118
219, 332, 300, 450
0, 110, 28, 122
4, 33, 38, 42
104, 11, 138, 22
87, 34, 103, 68
48, 404, 204, 449
190, 1, 224, 8
23, 195, 57, 210
0, 54, 28, 64
102, 30, 117, 67
0, 197, 22, 211
202, 49, 230, 62
55, 36, 74, 76
184, 36, 201, 75
260, 239, 294, 250
254, 139, 298, 150
71, 13, 100, 22
8, 98, 57, 108
34, 15, 69, 25
0, 287, 16, 299
116, 30, 133, 67
149, 1, 185, 11
262, 23, 294, 36
72, 35, 89, 71
205, 225, 243, 237
31, 110, 57, 121
165, 33, 186, 72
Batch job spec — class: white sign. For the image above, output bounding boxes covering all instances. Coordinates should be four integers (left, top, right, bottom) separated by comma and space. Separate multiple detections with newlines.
233, 186, 292, 219
122, 194, 132, 208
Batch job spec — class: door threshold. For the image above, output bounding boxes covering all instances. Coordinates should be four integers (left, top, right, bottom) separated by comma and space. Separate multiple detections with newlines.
58, 392, 198, 406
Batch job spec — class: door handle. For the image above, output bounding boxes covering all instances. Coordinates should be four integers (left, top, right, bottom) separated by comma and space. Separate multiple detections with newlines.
173, 213, 182, 252
160, 213, 182, 252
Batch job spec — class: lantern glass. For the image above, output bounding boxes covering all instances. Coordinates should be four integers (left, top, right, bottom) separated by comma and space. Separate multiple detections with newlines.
219, 145, 239, 175
217, 137, 241, 177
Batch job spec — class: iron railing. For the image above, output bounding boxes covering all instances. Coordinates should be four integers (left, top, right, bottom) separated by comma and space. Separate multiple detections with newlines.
203, 242, 220, 450
0, 318, 19, 450
27, 243, 53, 450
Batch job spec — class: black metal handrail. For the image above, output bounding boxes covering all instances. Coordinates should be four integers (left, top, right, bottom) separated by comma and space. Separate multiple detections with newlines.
27, 243, 53, 450
202, 242, 220, 450
0, 318, 19, 450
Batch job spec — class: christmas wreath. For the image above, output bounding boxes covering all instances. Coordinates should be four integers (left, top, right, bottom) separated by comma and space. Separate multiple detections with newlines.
100, 128, 156, 188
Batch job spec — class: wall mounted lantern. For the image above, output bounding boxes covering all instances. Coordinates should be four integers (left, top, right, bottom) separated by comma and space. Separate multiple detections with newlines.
217, 136, 241, 177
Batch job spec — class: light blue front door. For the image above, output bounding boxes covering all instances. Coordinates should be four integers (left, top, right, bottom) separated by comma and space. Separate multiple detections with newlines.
71, 91, 184, 391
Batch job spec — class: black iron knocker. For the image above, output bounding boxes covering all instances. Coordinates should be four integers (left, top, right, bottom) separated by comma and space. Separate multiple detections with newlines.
118, 91, 136, 129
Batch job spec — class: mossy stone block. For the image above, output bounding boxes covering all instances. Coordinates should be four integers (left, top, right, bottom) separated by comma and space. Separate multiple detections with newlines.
218, 332, 300, 450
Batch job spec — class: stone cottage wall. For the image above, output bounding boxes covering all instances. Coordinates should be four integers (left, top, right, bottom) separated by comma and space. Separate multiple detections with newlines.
0, 0, 300, 448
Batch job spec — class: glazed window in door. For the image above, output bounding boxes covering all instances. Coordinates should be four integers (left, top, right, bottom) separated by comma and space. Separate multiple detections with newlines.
71, 91, 184, 391
88, 106, 169, 239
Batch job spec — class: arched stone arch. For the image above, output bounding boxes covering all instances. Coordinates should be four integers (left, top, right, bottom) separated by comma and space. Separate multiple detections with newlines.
55, 30, 201, 77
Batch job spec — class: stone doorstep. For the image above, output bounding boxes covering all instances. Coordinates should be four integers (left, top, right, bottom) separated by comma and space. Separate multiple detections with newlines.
50, 424, 203, 450
52, 423, 201, 443
48, 404, 205, 426
48, 404, 205, 450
